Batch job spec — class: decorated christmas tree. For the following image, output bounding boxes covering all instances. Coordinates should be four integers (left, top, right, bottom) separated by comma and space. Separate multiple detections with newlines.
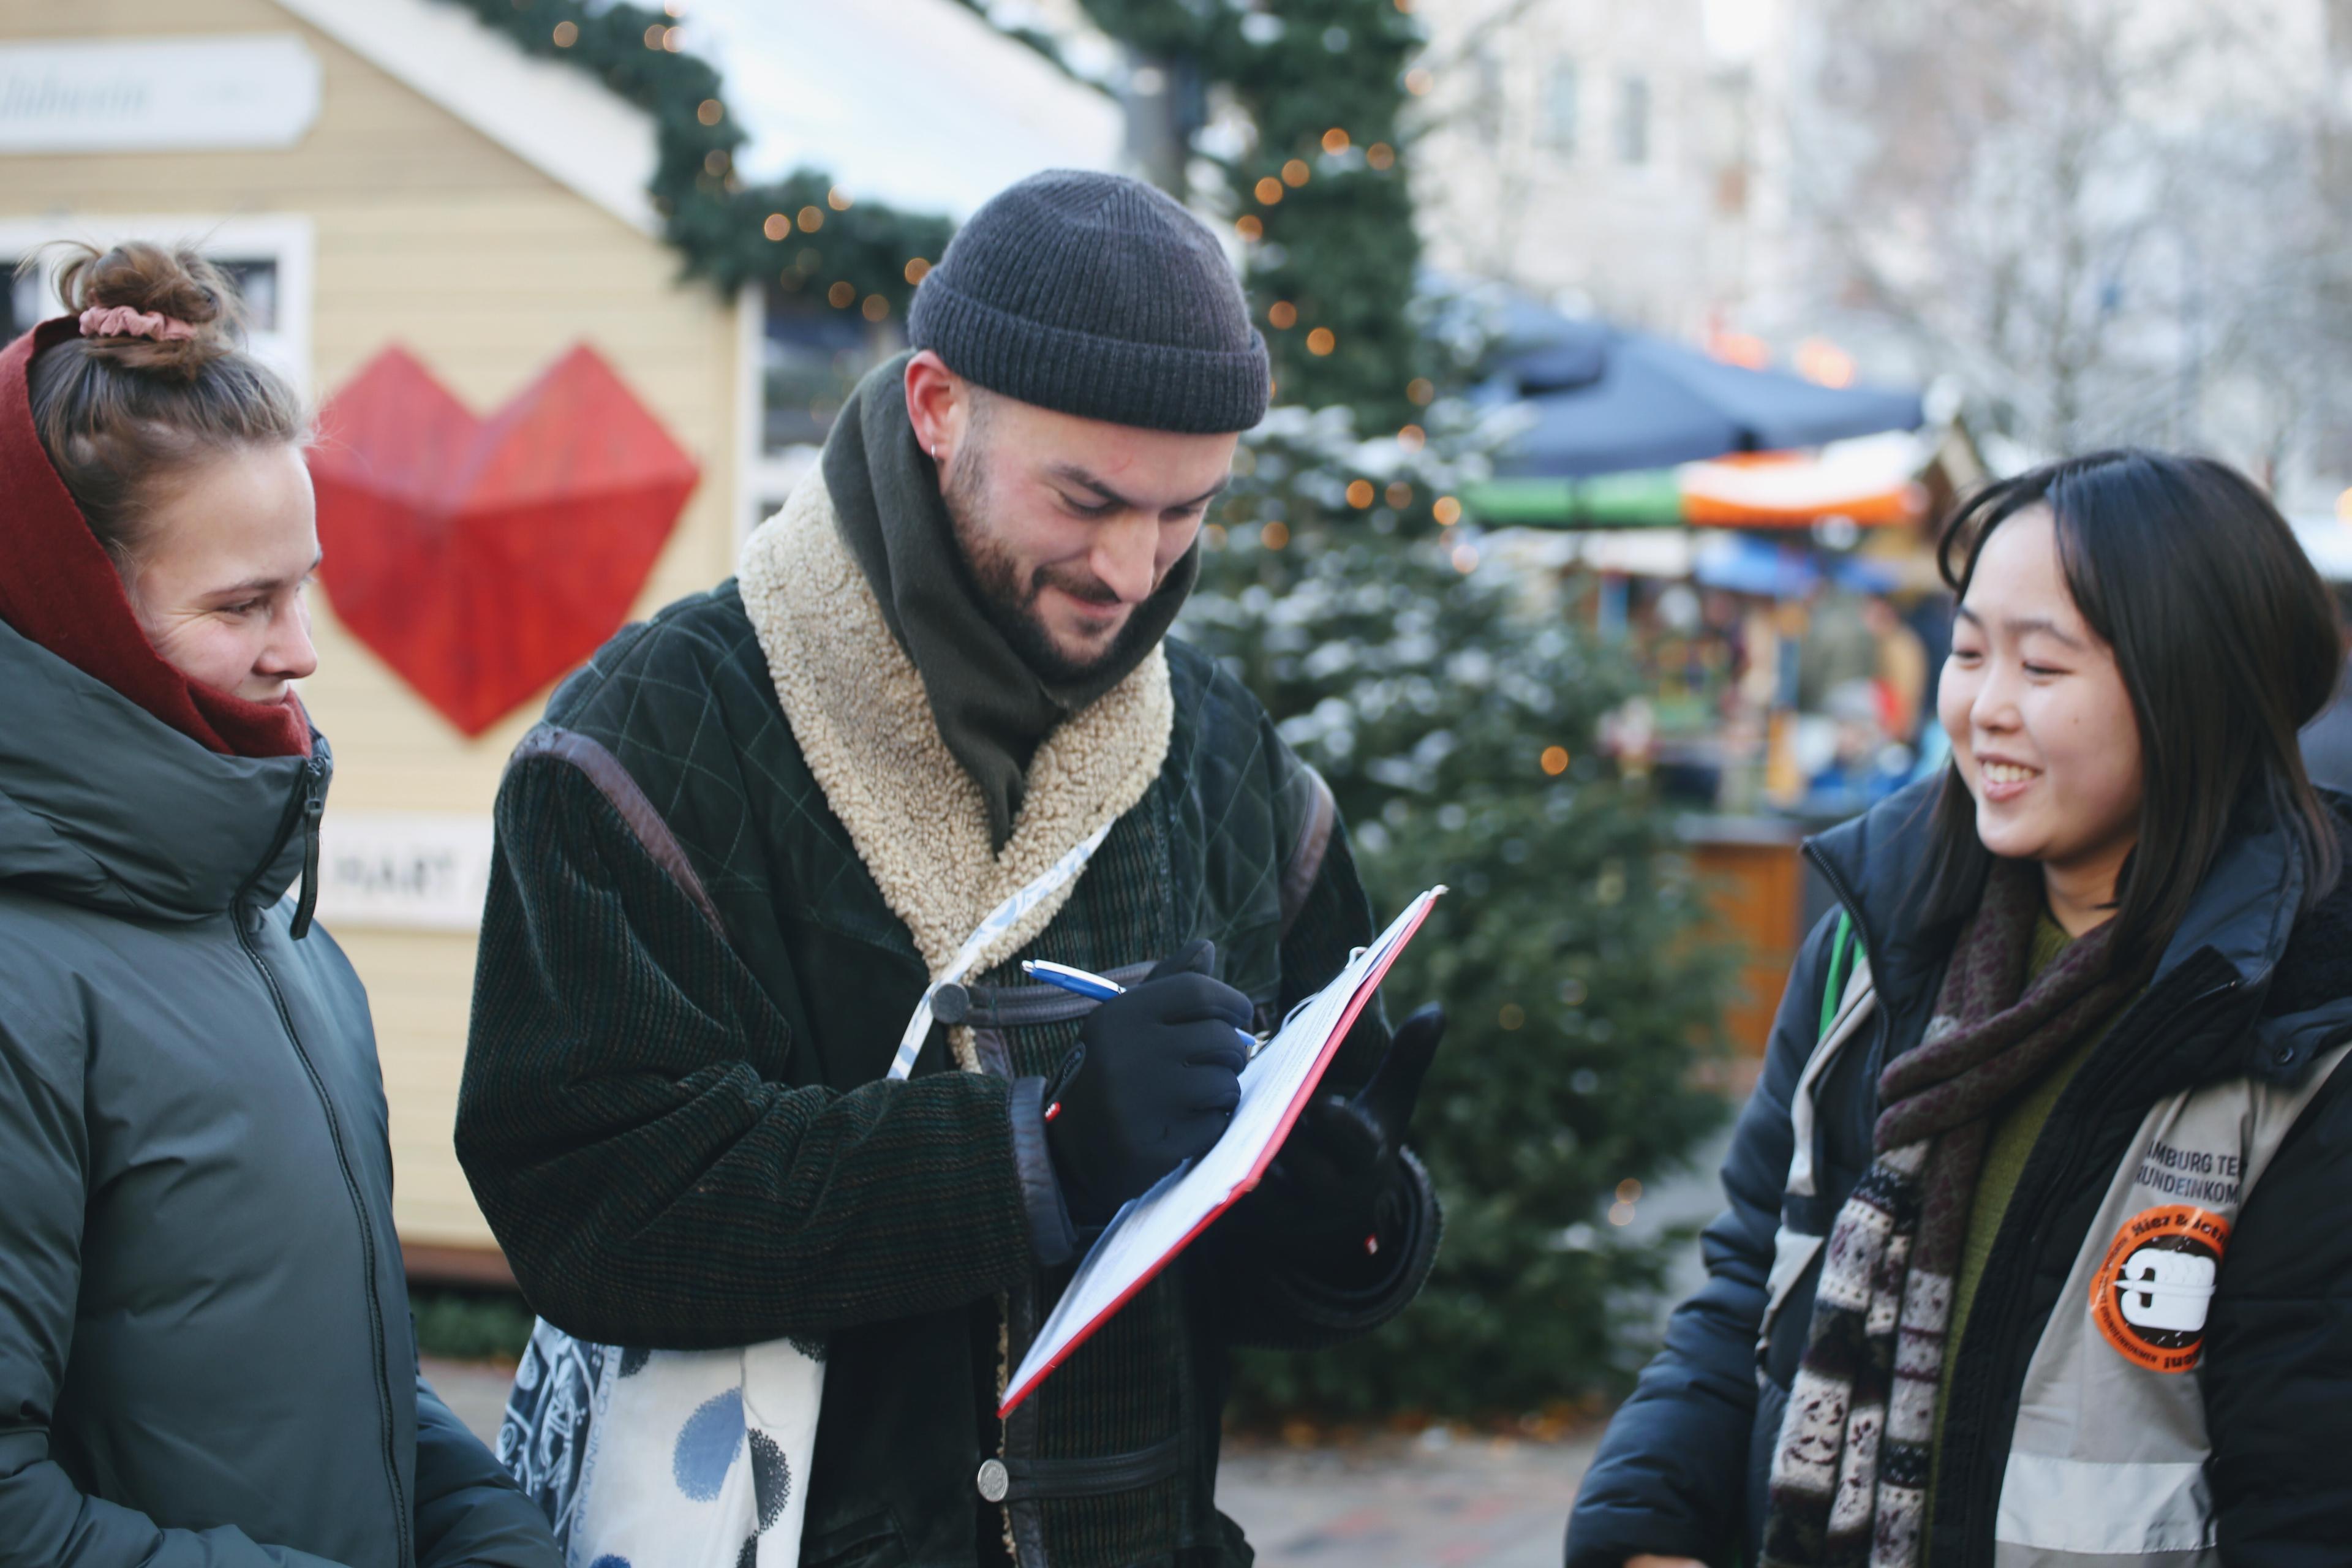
1180, 413, 1734, 1416
910, 0, 1742, 1415
448, 0, 1744, 1414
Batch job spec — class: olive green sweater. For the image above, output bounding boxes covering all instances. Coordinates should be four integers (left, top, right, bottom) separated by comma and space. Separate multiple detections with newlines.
1929, 911, 2130, 1510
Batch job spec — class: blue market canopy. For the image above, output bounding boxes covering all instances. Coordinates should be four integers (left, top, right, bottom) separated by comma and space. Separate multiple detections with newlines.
1691, 534, 1898, 598
1488, 314, 1926, 479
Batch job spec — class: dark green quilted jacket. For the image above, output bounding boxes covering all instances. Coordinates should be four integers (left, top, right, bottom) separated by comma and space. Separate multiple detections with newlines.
455, 581, 1438, 1567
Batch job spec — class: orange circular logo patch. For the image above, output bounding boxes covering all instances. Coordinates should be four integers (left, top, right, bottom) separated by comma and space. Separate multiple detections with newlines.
2090, 1205, 2230, 1373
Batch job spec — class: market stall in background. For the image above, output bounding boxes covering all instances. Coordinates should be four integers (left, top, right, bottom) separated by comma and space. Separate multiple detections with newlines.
1475, 427, 1977, 816
1475, 390, 2352, 1071
1460, 304, 1963, 1061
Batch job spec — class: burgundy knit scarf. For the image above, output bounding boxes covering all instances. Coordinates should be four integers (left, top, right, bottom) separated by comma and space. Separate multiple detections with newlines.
0, 319, 311, 759
1760, 859, 2147, 1568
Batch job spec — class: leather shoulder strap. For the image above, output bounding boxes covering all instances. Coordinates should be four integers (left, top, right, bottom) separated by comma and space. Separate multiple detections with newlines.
1278, 765, 1338, 940
510, 726, 726, 937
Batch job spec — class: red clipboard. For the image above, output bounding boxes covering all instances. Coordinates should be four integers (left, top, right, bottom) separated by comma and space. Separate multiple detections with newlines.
1000, 886, 1444, 1416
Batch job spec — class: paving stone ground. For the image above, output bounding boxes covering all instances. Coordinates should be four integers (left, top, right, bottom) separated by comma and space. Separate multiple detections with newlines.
422, 1357, 1594, 1567
1215, 1428, 1593, 1567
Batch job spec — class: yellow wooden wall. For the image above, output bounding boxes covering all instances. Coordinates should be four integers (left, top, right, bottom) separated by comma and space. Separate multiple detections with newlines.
0, 0, 744, 1254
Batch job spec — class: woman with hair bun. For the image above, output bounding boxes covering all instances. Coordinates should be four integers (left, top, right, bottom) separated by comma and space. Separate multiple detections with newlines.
0, 243, 557, 1565
1568, 449, 2352, 1567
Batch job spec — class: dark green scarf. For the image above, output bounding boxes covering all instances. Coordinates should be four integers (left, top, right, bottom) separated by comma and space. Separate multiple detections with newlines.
821, 355, 1197, 850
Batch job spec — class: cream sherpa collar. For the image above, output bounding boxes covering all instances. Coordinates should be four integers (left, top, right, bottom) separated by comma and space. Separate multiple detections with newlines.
737, 469, 1174, 993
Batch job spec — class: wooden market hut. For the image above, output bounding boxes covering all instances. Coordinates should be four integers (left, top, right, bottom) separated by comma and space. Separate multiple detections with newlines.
0, 0, 1118, 1281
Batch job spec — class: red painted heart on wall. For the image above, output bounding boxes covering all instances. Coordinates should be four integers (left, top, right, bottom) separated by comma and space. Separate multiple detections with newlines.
309, 344, 699, 736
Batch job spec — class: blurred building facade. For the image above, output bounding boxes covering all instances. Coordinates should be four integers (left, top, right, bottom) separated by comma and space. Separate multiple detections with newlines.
1736, 0, 2352, 507
1411, 0, 2352, 509
1406, 0, 1757, 337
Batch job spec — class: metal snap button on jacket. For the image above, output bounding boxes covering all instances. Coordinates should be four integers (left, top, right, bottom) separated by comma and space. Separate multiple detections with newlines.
976, 1457, 1011, 1502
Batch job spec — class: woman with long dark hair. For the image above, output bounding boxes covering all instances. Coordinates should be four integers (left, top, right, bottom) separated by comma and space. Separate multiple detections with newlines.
1567, 449, 2352, 1567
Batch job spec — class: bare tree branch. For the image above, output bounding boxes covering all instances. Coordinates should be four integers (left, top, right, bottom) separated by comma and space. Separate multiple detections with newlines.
1784, 0, 2348, 476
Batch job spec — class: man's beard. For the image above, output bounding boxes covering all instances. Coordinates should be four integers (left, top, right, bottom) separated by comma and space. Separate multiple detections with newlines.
943, 442, 1159, 687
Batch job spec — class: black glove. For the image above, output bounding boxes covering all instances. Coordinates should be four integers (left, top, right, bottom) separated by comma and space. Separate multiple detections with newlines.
1229, 1004, 1444, 1265
1044, 939, 1253, 1226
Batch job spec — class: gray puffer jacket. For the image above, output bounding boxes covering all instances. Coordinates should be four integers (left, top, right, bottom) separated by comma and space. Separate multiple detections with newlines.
0, 617, 557, 1568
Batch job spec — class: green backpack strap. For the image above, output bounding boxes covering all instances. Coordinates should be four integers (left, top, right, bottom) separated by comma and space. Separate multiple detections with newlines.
1817, 910, 1862, 1041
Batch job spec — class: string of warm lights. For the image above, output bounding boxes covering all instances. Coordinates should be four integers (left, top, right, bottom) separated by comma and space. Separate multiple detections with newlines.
451, 0, 1455, 477
438, 0, 955, 315
1073, 0, 1430, 425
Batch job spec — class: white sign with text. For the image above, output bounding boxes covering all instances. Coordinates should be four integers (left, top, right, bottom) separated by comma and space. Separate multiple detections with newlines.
314, 811, 496, 933
0, 34, 321, 153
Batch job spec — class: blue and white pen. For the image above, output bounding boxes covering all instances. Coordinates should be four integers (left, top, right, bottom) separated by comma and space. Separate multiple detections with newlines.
1020, 959, 1262, 1058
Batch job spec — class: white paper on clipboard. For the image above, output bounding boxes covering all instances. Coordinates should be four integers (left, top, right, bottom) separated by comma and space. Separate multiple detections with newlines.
1000, 886, 1446, 1416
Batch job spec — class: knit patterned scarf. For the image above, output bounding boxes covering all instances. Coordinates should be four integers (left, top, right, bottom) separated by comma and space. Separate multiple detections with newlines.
1760, 861, 2147, 1568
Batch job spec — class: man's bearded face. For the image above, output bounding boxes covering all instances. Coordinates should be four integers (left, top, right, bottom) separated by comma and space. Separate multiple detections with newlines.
936, 387, 1236, 684
943, 431, 1152, 683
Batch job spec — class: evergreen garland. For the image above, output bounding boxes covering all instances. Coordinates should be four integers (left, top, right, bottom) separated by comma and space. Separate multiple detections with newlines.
436, 0, 1428, 380
1074, 0, 1430, 426
434, 0, 955, 317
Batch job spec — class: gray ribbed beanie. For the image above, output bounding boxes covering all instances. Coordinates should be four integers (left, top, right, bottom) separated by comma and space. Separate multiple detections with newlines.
908, 169, 1270, 434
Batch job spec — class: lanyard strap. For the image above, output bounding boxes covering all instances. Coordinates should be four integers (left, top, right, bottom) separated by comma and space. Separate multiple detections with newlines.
888, 818, 1116, 1081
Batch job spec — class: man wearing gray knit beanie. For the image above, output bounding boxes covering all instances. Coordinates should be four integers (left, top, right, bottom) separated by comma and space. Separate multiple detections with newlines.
461, 169, 1444, 1567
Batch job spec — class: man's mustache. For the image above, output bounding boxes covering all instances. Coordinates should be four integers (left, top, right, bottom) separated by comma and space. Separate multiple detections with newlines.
1030, 562, 1127, 609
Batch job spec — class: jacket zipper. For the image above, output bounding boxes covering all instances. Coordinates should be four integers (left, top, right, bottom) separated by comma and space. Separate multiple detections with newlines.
290, 782, 324, 940
1933, 959, 2241, 1567
237, 758, 413, 1565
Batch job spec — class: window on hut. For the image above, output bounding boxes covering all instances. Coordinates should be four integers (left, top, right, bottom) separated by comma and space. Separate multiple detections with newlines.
1616, 74, 1651, 166
1545, 60, 1580, 155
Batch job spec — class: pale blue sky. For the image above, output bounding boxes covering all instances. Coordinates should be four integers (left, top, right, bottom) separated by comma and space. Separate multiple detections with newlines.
676, 0, 1123, 219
